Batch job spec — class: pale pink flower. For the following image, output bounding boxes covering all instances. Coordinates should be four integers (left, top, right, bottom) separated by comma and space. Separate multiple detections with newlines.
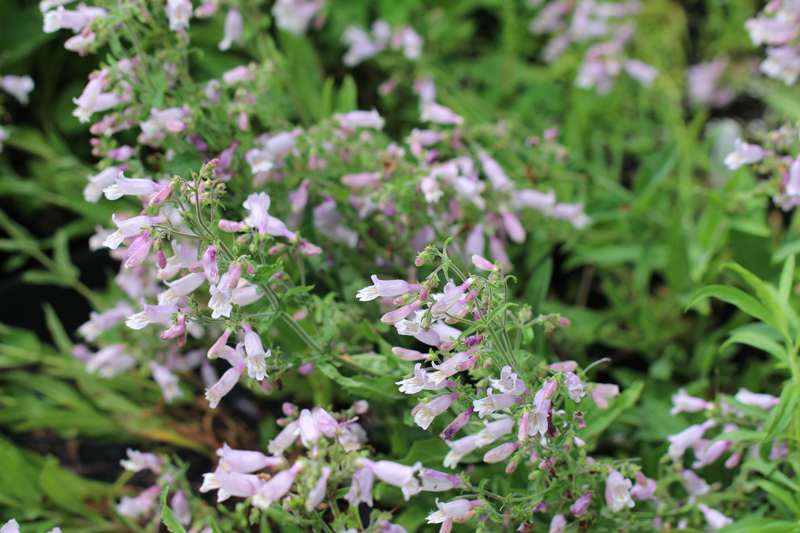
1, 75, 34, 105
605, 470, 634, 511
698, 504, 733, 531
165, 0, 193, 32
219, 8, 244, 50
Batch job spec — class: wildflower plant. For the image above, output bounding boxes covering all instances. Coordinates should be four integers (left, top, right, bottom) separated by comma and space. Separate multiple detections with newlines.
3, 1, 800, 533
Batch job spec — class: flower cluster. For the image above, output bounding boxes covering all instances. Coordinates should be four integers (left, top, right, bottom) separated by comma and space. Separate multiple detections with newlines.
746, 0, 800, 85
528, 0, 657, 94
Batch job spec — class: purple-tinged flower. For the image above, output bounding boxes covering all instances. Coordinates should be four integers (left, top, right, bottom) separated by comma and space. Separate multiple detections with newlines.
734, 388, 780, 410
724, 139, 769, 170
345, 467, 374, 507
623, 59, 658, 86
108, 145, 136, 162
421, 103, 464, 125
298, 409, 320, 447
357, 274, 421, 301
501, 210, 526, 243
272, 0, 320, 36
629, 471, 657, 500
670, 388, 710, 415
217, 443, 282, 473
414, 393, 460, 430
681, 469, 709, 499
550, 361, 578, 372
243, 324, 270, 381
590, 383, 620, 409
364, 459, 422, 500
475, 416, 515, 447
242, 192, 271, 233
472, 254, 496, 271
212, 468, 265, 502
548, 514, 566, 533
306, 466, 331, 511
419, 469, 464, 492
725, 451, 742, 469
1, 520, 20, 533
171, 491, 191, 526
529, 389, 551, 438
478, 151, 512, 191
120, 449, 165, 473
44, 5, 103, 33
473, 388, 518, 418
378, 520, 410, 533
430, 349, 478, 384
564, 372, 586, 402
79, 301, 134, 341
745, 16, 799, 47
342, 172, 381, 188
125, 303, 178, 330
392, 346, 429, 361
342, 25, 385, 66
443, 435, 478, 468
288, 179, 309, 215
85, 344, 137, 378
570, 492, 591, 517
151, 362, 183, 403
268, 420, 300, 455
692, 437, 730, 469
102, 213, 165, 249
440, 407, 473, 440
117, 485, 160, 519
231, 284, 265, 306
313, 196, 359, 247
698, 504, 733, 531
340, 109, 385, 131
514, 189, 557, 213
605, 470, 634, 511
761, 46, 800, 85
194, 0, 217, 18
160, 272, 206, 304
40, 0, 77, 12
431, 278, 474, 316
518, 410, 530, 442
667, 420, 716, 461
219, 8, 244, 50
222, 65, 254, 86
490, 365, 527, 396
483, 441, 520, 463
1, 75, 34, 105
552, 202, 591, 228
252, 463, 303, 509
542, 379, 558, 399
427, 499, 482, 524
123, 233, 154, 269
84, 165, 127, 203
205, 361, 245, 408
165, 0, 192, 32
202, 246, 219, 284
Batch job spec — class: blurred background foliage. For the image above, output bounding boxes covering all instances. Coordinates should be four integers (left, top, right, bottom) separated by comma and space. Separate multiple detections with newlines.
1, 0, 798, 530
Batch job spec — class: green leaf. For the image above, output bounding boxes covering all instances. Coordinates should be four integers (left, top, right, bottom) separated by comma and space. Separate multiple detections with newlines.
717, 518, 799, 533
22, 269, 70, 287
317, 363, 402, 400
160, 487, 188, 533
336, 75, 357, 113
686, 285, 777, 330
42, 303, 73, 354
721, 331, 788, 366
208, 517, 224, 533
285, 285, 314, 298
723, 262, 787, 335
583, 381, 644, 442
251, 259, 284, 284
710, 430, 765, 444
762, 384, 800, 445
757, 480, 800, 516
779, 254, 795, 306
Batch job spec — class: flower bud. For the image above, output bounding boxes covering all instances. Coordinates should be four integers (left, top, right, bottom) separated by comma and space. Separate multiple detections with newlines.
505, 461, 517, 474
542, 379, 558, 400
